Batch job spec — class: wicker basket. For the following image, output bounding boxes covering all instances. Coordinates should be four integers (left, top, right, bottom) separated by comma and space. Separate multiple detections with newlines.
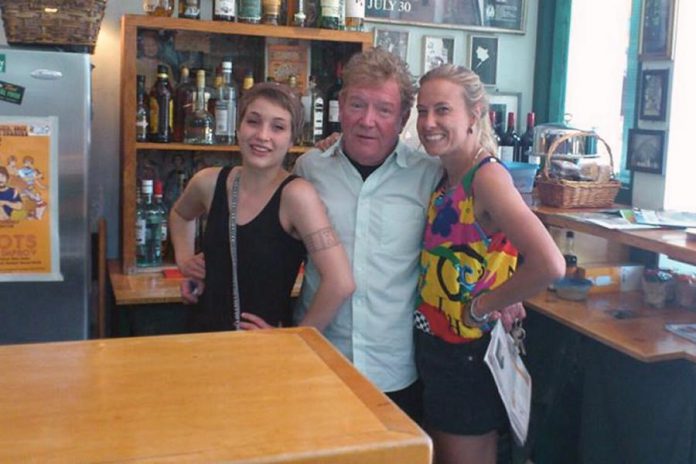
0, 0, 107, 53
536, 130, 621, 208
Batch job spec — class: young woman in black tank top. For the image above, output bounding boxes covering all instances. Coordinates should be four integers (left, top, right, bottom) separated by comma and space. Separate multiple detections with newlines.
169, 82, 354, 332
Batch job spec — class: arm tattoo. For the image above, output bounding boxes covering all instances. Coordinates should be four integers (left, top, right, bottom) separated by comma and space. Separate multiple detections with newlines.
303, 227, 340, 253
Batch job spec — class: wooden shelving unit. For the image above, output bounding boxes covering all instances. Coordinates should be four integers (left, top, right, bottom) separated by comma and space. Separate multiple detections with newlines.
119, 14, 373, 274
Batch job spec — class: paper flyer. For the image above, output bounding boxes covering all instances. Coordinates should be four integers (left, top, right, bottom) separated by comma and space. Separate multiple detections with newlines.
0, 117, 61, 281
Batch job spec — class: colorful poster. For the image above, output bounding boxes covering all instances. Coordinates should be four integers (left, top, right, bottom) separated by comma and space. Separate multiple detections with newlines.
0, 117, 61, 281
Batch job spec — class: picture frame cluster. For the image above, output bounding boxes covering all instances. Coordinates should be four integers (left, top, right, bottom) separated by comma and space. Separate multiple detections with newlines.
629, 0, 677, 176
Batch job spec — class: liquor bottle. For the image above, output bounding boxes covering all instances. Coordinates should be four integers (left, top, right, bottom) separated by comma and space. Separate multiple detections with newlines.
563, 230, 577, 278
288, 75, 301, 97
262, 0, 281, 24
238, 0, 262, 23
135, 185, 148, 266
184, 70, 216, 145
148, 65, 173, 143
488, 110, 500, 156
309, 76, 325, 145
293, 0, 306, 26
136, 75, 149, 142
214, 0, 236, 20
240, 70, 255, 101
319, 0, 340, 29
208, 72, 222, 116
136, 180, 163, 267
143, 0, 158, 15
499, 112, 520, 163
345, 0, 365, 30
215, 60, 238, 145
325, 63, 343, 135
144, 0, 174, 16
521, 112, 538, 166
153, 180, 169, 262
173, 66, 195, 143
179, 0, 201, 19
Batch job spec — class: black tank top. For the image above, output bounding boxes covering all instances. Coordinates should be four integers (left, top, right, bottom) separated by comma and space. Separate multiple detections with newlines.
188, 167, 307, 332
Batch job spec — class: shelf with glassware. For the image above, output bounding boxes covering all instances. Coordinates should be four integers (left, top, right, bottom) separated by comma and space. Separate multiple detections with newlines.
120, 14, 372, 275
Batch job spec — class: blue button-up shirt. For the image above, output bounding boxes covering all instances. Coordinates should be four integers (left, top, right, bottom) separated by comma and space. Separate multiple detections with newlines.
294, 139, 442, 392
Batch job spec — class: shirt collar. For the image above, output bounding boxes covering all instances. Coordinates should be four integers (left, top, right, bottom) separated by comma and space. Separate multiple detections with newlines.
325, 137, 410, 168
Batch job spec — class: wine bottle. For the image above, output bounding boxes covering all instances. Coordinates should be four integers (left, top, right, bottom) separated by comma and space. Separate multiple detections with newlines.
488, 110, 500, 157
184, 70, 216, 145
149, 65, 173, 143
239, 0, 262, 23
325, 62, 343, 136
499, 111, 520, 163
179, 0, 201, 19
521, 112, 538, 166
173, 66, 195, 143
213, 0, 236, 21
136, 75, 149, 142
215, 60, 238, 145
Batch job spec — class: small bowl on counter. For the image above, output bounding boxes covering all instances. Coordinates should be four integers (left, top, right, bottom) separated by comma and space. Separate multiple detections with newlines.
555, 277, 593, 301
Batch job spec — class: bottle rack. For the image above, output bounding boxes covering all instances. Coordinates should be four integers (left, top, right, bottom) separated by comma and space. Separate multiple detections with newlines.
120, 14, 372, 274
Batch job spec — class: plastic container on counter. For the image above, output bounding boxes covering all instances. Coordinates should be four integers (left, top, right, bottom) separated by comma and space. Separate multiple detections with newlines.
641, 269, 675, 308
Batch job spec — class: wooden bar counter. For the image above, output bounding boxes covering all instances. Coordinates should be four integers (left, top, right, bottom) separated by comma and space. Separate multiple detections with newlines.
531, 206, 696, 364
0, 328, 431, 463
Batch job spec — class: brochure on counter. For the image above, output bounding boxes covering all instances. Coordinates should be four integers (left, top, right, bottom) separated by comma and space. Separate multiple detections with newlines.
558, 208, 696, 230
665, 323, 696, 344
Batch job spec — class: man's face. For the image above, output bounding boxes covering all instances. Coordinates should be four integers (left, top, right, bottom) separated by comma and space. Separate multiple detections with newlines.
0, 173, 7, 188
339, 78, 404, 165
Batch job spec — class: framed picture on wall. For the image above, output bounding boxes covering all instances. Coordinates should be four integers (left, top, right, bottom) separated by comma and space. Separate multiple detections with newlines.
639, 0, 677, 60
627, 128, 665, 174
365, 0, 526, 34
374, 29, 409, 62
489, 91, 521, 133
422, 36, 455, 74
469, 35, 498, 86
639, 68, 669, 121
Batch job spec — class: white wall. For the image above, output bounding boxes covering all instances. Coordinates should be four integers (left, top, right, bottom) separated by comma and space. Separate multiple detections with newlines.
0, 1, 538, 258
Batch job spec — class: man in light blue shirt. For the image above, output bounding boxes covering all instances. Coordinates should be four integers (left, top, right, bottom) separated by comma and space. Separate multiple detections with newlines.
294, 48, 441, 422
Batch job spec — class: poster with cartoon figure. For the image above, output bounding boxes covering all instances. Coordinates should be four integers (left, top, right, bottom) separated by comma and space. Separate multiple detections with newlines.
0, 117, 60, 281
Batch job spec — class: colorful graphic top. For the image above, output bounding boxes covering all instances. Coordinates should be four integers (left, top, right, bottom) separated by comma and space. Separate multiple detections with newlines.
415, 157, 518, 343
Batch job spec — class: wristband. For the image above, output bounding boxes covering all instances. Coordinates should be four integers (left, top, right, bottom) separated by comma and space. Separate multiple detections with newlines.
468, 295, 491, 325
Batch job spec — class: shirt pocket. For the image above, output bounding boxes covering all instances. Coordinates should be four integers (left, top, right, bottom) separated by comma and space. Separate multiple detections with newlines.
379, 204, 426, 255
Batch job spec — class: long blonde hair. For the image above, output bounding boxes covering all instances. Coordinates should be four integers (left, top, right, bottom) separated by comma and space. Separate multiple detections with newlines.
419, 64, 498, 156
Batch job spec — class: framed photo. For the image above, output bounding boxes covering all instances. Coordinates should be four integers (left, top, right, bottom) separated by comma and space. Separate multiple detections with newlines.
639, 0, 677, 60
469, 36, 498, 86
422, 36, 455, 74
639, 68, 670, 121
627, 128, 665, 174
374, 29, 409, 62
488, 91, 521, 133
366, 0, 526, 34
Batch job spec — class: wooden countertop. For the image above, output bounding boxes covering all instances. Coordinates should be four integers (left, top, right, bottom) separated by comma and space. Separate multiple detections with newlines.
529, 206, 696, 363
526, 290, 696, 363
534, 206, 696, 266
108, 259, 302, 306
0, 328, 431, 463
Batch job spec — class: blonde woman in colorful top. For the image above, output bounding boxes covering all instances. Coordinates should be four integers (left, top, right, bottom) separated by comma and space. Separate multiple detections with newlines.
414, 64, 565, 464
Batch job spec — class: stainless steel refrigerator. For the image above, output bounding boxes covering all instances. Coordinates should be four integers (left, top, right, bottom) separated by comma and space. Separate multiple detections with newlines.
0, 48, 91, 343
